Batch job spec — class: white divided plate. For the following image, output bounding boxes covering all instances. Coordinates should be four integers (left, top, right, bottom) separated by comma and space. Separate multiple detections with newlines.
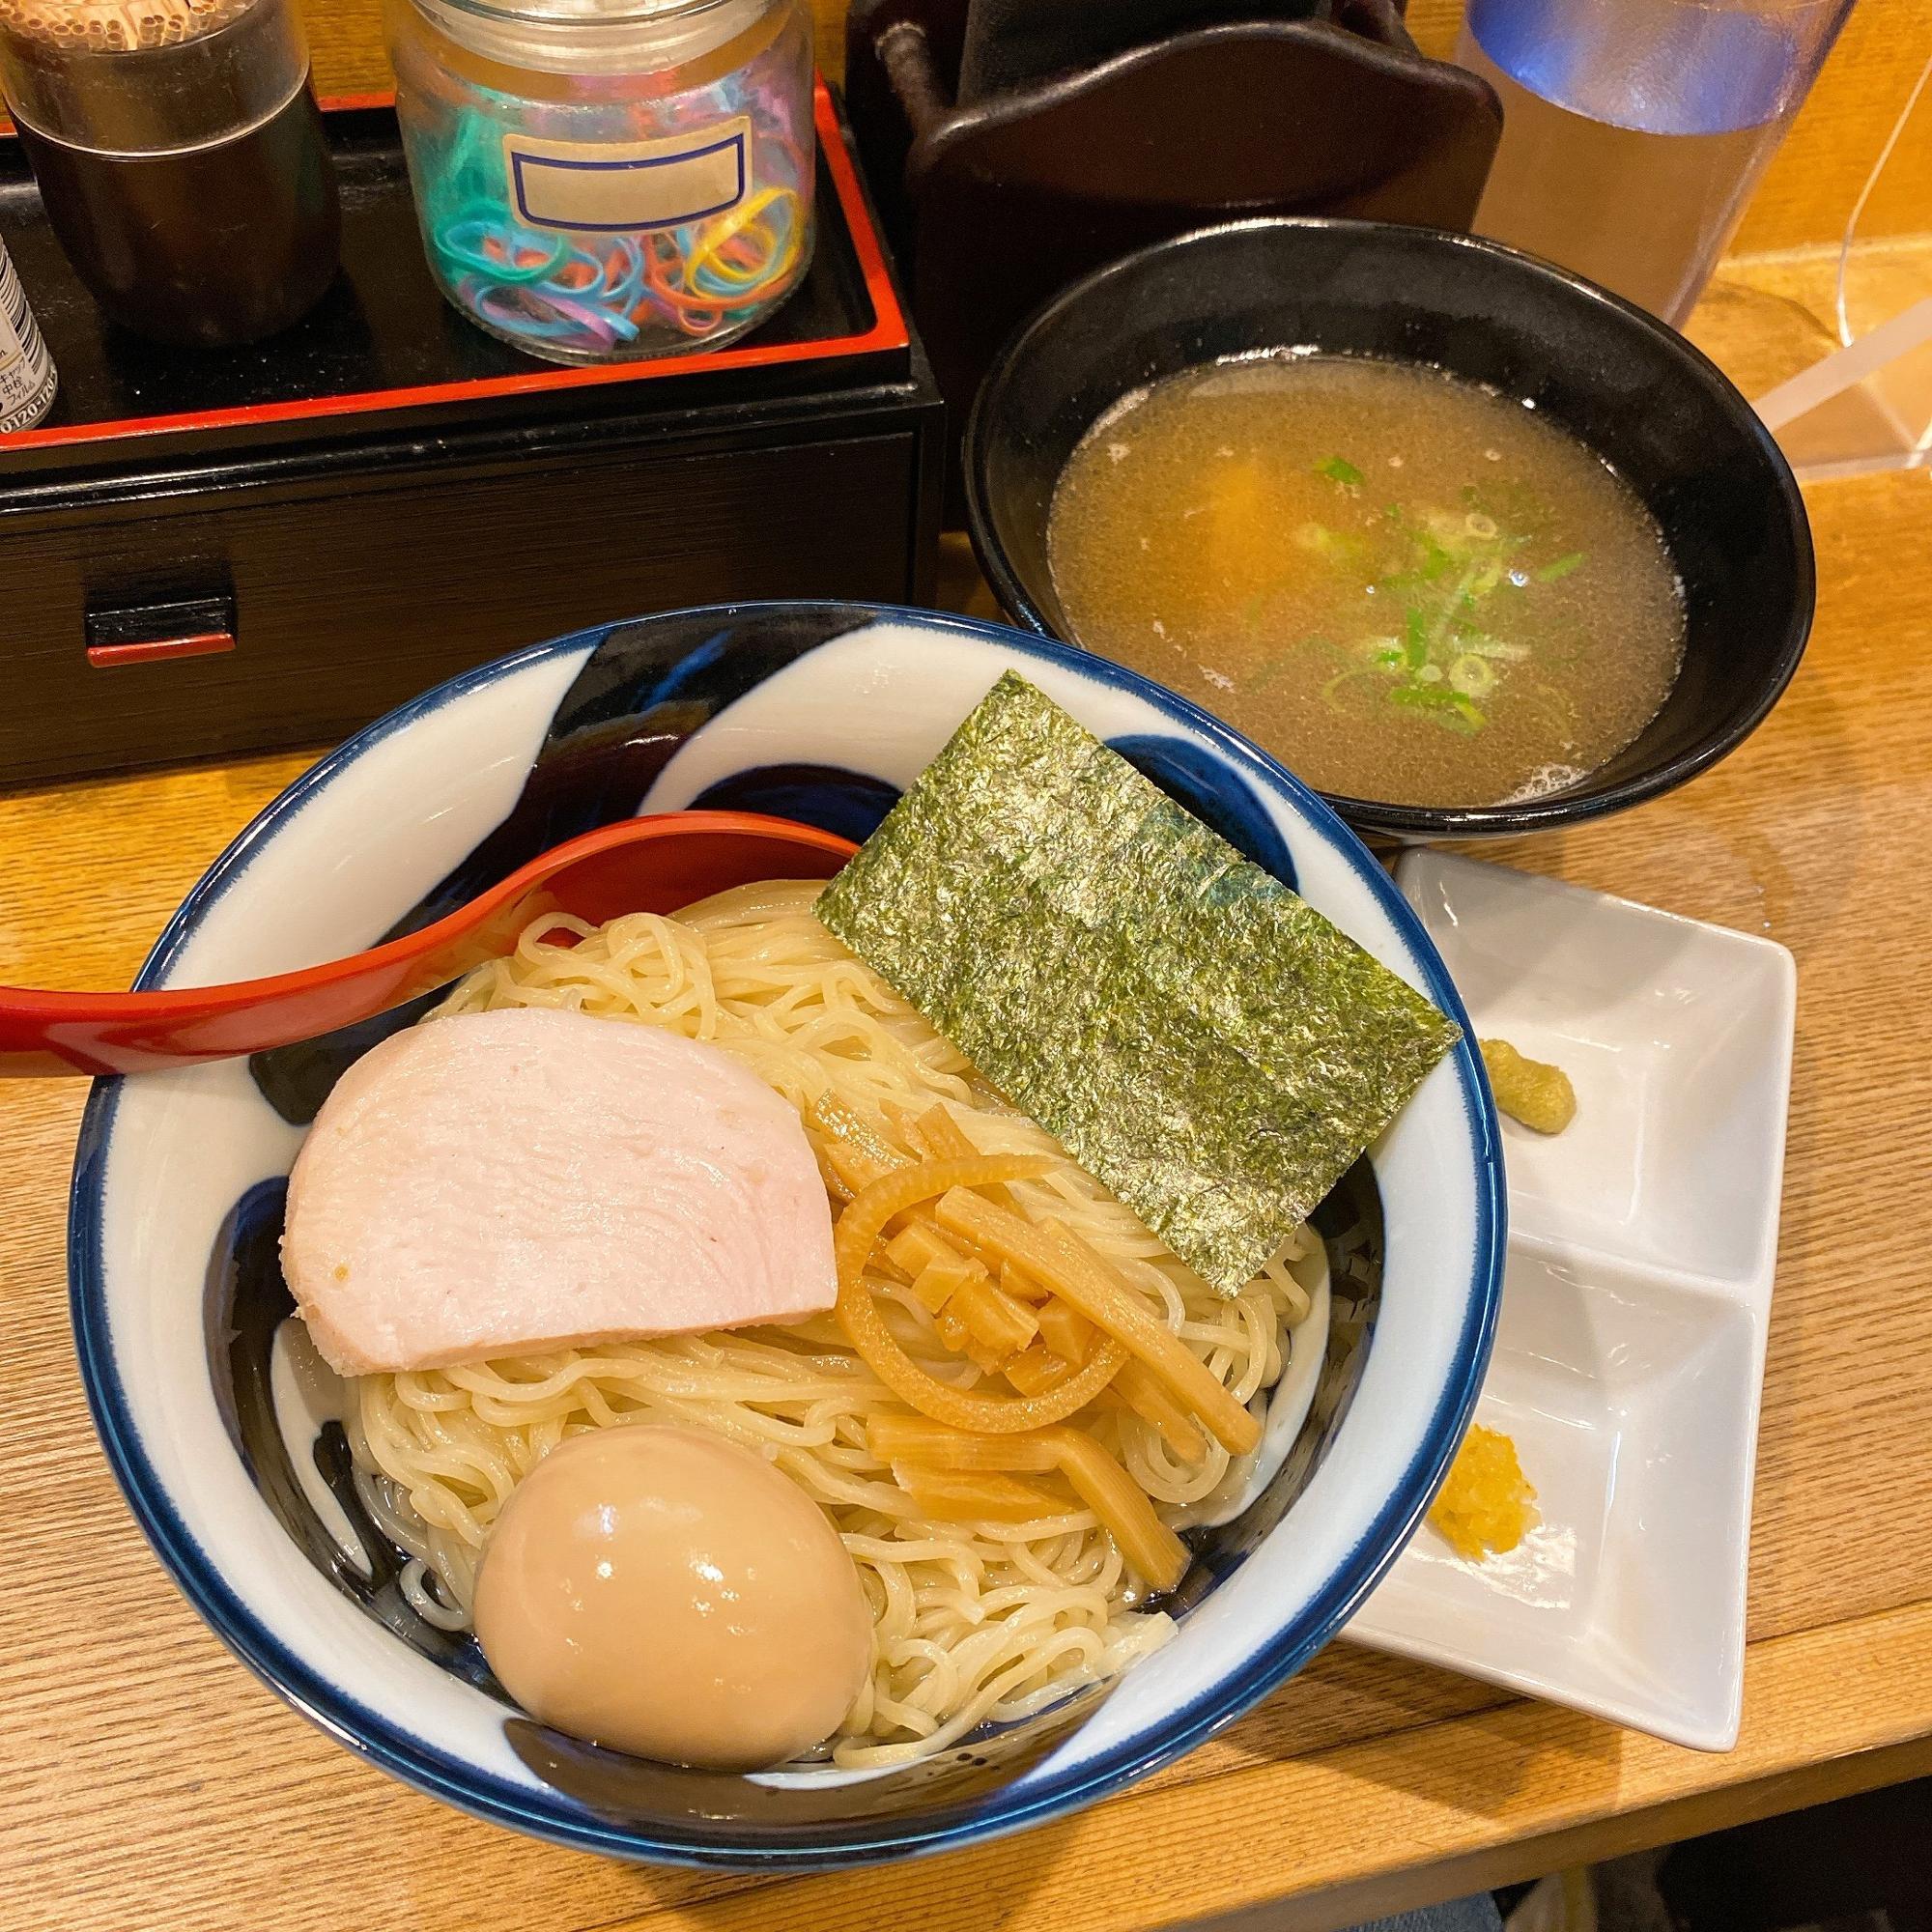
1344, 850, 1797, 1750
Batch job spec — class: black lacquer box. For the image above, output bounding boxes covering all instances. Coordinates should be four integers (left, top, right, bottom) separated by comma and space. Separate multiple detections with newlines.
0, 82, 942, 784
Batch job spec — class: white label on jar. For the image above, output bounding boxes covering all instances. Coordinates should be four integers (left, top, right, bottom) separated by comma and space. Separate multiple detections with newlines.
504, 119, 750, 235
0, 241, 56, 436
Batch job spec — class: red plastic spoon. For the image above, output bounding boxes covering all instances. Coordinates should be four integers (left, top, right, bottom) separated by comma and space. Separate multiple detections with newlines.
0, 811, 858, 1078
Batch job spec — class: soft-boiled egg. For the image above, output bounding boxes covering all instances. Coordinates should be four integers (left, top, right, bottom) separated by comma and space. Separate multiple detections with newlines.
474, 1425, 871, 1770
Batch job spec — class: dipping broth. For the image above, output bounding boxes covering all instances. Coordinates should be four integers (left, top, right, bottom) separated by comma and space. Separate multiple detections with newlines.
1046, 356, 1687, 808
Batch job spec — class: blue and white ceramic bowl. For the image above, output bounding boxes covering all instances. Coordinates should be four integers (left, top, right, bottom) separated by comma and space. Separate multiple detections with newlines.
71, 603, 1503, 1869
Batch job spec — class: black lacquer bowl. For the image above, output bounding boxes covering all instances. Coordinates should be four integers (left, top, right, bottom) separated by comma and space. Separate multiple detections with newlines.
965, 217, 1815, 842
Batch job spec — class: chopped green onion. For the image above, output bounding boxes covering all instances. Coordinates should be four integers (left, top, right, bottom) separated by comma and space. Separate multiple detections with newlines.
1315, 456, 1364, 487
1389, 685, 1486, 733
1404, 608, 1427, 670
1536, 552, 1585, 582
1450, 654, 1496, 697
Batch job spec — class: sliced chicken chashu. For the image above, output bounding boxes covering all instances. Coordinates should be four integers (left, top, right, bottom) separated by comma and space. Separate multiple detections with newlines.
282, 1008, 837, 1376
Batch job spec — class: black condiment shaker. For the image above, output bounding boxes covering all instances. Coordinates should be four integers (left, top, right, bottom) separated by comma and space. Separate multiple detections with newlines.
0, 0, 340, 347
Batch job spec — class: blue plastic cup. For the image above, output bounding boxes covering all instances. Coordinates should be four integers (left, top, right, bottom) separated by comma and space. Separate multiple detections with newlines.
1459, 0, 1858, 325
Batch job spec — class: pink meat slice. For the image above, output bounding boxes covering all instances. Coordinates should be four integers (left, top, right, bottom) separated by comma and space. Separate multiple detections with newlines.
282, 1007, 837, 1376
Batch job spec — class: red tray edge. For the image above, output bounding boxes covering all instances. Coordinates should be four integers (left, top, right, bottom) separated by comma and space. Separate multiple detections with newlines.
0, 78, 909, 458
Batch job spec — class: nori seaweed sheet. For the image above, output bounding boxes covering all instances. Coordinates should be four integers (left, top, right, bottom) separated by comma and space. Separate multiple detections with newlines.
817, 673, 1461, 1292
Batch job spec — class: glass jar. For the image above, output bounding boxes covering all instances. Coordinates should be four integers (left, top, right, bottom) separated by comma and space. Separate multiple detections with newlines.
387, 0, 814, 365
0, 0, 340, 347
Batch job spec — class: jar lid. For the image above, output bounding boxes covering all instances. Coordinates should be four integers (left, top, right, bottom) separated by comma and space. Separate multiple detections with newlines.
407, 0, 773, 75
426, 0, 731, 26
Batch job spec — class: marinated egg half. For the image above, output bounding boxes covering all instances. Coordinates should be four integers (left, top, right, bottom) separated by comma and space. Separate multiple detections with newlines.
474, 1426, 871, 1769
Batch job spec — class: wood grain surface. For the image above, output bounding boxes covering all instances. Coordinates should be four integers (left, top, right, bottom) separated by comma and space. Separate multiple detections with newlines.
4, 167, 1932, 1932
308, 0, 1932, 256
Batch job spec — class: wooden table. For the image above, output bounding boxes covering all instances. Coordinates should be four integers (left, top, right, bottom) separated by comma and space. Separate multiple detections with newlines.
5, 254, 1932, 1931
